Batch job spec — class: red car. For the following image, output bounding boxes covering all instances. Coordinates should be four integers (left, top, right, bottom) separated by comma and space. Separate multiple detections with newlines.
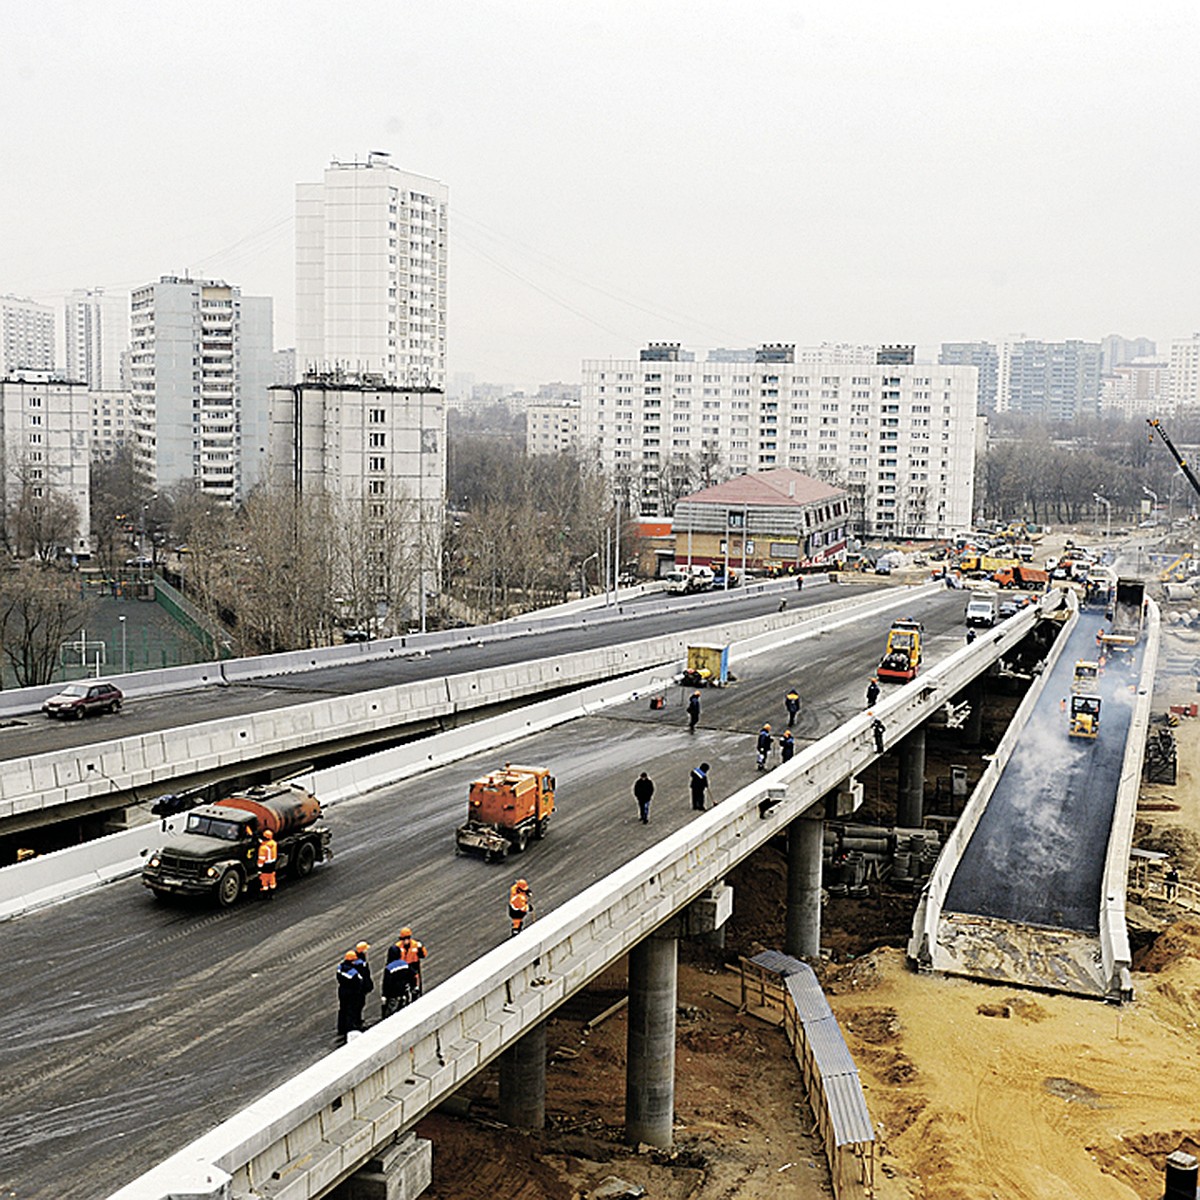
42, 682, 124, 719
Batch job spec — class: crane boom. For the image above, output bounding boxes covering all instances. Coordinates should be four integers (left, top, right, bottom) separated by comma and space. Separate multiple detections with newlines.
1147, 418, 1200, 504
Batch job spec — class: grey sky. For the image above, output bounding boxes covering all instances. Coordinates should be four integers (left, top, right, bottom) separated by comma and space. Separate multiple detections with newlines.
3, 1, 1197, 388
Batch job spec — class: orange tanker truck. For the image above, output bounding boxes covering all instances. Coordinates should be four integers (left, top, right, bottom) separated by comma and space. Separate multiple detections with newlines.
455, 764, 556, 861
141, 782, 331, 906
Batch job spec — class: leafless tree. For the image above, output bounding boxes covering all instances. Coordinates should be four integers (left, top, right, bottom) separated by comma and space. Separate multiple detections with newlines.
4, 452, 80, 562
0, 563, 94, 686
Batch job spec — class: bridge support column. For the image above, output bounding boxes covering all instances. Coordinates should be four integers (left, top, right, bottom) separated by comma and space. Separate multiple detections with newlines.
498, 1019, 547, 1129
330, 1132, 432, 1200
897, 724, 926, 829
964, 679, 985, 746
625, 930, 678, 1148
785, 814, 824, 958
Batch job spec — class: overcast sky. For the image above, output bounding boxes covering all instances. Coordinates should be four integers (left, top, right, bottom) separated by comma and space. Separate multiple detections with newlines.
3, 1, 1197, 388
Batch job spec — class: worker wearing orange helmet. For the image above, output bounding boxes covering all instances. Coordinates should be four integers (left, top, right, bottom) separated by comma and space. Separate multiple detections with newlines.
336, 948, 370, 1041
756, 723, 773, 770
386, 927, 427, 998
354, 941, 373, 991
508, 879, 533, 936
256, 829, 278, 897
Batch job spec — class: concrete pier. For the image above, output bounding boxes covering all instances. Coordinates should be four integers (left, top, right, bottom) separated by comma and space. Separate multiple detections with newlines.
897, 724, 926, 828
498, 1020, 547, 1129
785, 814, 824, 958
625, 932, 678, 1147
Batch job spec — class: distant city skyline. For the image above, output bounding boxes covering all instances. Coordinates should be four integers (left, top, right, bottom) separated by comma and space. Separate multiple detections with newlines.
3, 2, 1198, 388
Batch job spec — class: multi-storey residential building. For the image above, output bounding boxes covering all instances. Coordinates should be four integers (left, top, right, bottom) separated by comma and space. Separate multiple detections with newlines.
296, 152, 448, 390
939, 342, 999, 412
273, 348, 297, 386
1099, 357, 1170, 419
579, 343, 977, 537
526, 401, 580, 455
90, 389, 132, 460
1100, 334, 1156, 375
1168, 334, 1200, 411
0, 370, 90, 556
0, 295, 55, 378
129, 276, 273, 502
997, 339, 1102, 419
268, 369, 445, 622
65, 288, 129, 390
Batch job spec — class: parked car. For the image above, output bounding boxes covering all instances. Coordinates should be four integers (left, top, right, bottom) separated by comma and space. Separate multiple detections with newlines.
125, 555, 154, 568
711, 570, 740, 589
43, 682, 123, 719
998, 599, 1020, 620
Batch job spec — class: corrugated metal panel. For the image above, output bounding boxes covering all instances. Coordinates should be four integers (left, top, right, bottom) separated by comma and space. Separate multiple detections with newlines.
824, 1074, 875, 1146
783, 965, 833, 1023
748, 948, 806, 977
803, 1015, 859, 1077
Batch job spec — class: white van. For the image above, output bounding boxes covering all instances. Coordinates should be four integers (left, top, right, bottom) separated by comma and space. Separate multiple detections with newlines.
965, 593, 998, 628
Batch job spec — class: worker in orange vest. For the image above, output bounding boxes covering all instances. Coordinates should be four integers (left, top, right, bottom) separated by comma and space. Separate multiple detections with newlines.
508, 879, 533, 936
256, 829, 277, 898
386, 927, 427, 997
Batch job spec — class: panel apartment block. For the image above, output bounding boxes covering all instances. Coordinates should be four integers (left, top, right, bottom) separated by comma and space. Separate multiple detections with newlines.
579, 345, 977, 537
296, 152, 448, 391
0, 295, 55, 378
65, 288, 129, 391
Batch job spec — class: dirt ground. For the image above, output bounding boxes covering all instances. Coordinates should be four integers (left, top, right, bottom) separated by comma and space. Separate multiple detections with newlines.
416, 555, 1200, 1200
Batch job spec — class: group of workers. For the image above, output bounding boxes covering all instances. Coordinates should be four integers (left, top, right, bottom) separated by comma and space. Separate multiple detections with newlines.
335, 928, 427, 1042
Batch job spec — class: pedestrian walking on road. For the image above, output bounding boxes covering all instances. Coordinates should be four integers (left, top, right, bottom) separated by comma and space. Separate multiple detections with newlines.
686, 690, 701, 734
256, 829, 277, 898
865, 677, 880, 708
336, 950, 370, 1042
690, 762, 711, 811
756, 723, 773, 770
633, 771, 655, 823
779, 729, 795, 762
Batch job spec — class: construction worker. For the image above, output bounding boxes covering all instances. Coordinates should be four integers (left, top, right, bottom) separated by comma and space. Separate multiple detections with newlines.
689, 762, 711, 811
381, 955, 415, 1017
686, 690, 701, 734
509, 879, 533, 936
336, 949, 370, 1042
256, 829, 277, 898
354, 941, 373, 991
756, 723, 773, 770
865, 677, 880, 708
870, 714, 886, 754
784, 689, 801, 728
633, 771, 655, 824
387, 927, 427, 997
779, 729, 795, 763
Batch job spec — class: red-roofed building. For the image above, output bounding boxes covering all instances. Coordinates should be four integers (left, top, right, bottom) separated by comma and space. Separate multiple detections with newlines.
671, 469, 849, 572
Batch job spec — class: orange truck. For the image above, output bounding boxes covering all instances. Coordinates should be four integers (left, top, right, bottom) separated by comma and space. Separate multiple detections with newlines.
455, 764, 556, 861
992, 565, 1049, 589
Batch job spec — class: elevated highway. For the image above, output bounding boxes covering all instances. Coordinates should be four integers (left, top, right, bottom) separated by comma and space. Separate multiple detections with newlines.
0, 586, 1057, 1200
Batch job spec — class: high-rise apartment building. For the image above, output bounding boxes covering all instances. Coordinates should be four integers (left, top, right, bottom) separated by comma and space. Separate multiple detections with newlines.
129, 276, 273, 502
1100, 333, 1155, 375
65, 288, 129, 390
1168, 335, 1200, 411
997, 339, 1102, 420
0, 295, 55, 378
268, 369, 445, 622
939, 342, 999, 412
579, 343, 978, 537
0, 370, 91, 556
1100, 357, 1169, 419
296, 152, 448, 390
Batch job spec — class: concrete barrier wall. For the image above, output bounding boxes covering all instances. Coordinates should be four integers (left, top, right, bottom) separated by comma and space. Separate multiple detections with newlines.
105, 603, 1039, 1200
1098, 598, 1160, 998
907, 591, 1076, 970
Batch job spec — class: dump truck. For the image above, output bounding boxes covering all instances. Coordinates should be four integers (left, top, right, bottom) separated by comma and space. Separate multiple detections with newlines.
680, 643, 730, 687
877, 619, 922, 682
1099, 577, 1147, 652
141, 783, 331, 907
992, 565, 1049, 590
1069, 694, 1102, 739
455, 764, 556, 861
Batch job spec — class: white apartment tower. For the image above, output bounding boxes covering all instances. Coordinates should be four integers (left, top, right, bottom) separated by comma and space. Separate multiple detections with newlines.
65, 288, 129, 390
579, 343, 979, 537
0, 370, 91, 556
296, 152, 448, 390
129, 277, 273, 503
0, 295, 55, 378
1168, 335, 1200, 411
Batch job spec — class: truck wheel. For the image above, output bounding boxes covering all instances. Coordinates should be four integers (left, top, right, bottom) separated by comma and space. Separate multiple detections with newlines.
515, 828, 529, 853
534, 818, 549, 840
293, 841, 316, 879
215, 867, 243, 908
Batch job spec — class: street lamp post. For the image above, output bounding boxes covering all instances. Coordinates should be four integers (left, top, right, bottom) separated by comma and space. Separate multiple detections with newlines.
1143, 485, 1158, 525
1093, 493, 1111, 543
118, 615, 127, 675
